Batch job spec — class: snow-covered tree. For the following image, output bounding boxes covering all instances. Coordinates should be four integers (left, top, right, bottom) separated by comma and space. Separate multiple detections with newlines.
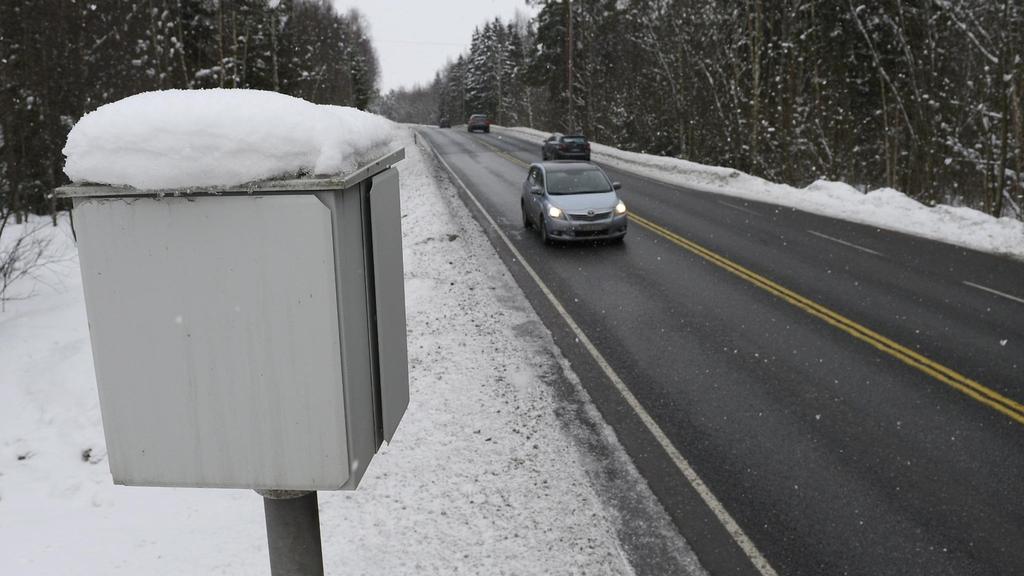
0, 0, 379, 222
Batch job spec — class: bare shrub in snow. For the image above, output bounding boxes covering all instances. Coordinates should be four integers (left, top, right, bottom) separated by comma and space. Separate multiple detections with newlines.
0, 207, 59, 311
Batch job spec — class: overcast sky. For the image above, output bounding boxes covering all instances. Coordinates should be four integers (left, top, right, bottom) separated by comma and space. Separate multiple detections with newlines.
333, 0, 536, 93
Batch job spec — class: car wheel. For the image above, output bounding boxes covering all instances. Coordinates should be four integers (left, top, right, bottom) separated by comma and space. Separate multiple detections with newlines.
484, 127, 490, 133
522, 202, 532, 229
540, 216, 552, 244
610, 235, 625, 244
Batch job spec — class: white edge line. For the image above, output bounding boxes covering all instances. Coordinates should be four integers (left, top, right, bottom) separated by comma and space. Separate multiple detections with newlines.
963, 281, 1024, 305
717, 200, 762, 217
807, 229, 885, 256
418, 130, 779, 576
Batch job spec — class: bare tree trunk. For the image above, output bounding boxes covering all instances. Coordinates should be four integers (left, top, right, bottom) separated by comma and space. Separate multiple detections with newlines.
584, 5, 594, 138
231, 10, 239, 88
995, 80, 1010, 216
13, 136, 23, 224
565, 0, 574, 133
676, 30, 685, 158
527, 86, 535, 128
269, 9, 280, 91
983, 122, 994, 214
217, 0, 225, 88
780, 0, 795, 183
748, 0, 764, 169
1013, 68, 1024, 218
992, 0, 1014, 216
49, 163, 59, 226
176, 0, 191, 86
880, 75, 894, 189
239, 17, 250, 88
494, 42, 503, 125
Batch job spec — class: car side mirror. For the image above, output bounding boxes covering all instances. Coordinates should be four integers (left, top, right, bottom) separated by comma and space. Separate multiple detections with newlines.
612, 182, 622, 190
530, 185, 543, 195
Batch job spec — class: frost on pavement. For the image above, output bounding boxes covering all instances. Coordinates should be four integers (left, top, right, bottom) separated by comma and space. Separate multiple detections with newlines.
62, 89, 397, 190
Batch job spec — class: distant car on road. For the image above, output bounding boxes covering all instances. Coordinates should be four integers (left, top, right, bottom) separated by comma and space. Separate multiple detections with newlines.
467, 114, 490, 133
438, 117, 451, 128
521, 161, 627, 244
542, 133, 591, 161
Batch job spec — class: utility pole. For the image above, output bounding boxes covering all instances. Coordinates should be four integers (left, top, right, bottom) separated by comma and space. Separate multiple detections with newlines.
566, 0, 574, 133
495, 36, 503, 125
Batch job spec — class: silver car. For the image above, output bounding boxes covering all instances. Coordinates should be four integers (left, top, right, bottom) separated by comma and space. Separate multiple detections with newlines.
521, 161, 627, 243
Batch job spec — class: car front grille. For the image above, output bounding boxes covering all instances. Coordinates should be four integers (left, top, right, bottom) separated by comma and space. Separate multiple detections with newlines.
568, 210, 613, 222
572, 230, 606, 238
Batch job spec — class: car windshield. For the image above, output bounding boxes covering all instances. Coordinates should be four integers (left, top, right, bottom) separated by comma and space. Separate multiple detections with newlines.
562, 136, 587, 144
545, 169, 610, 195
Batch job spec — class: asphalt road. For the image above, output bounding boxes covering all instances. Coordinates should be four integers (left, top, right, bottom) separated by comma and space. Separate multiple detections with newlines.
418, 126, 1024, 576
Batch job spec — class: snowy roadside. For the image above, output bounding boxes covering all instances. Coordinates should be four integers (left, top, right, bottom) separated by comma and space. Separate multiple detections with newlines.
497, 126, 1024, 260
0, 127, 700, 575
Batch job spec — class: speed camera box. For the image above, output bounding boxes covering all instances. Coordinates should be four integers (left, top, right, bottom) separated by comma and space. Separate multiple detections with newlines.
56, 150, 408, 491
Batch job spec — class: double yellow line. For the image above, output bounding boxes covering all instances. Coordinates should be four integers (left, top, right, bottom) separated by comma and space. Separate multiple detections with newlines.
471, 131, 1023, 426
629, 212, 1024, 426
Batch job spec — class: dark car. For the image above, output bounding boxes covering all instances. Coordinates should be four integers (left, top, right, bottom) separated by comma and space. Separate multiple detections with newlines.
467, 114, 490, 133
542, 133, 591, 161
438, 117, 451, 128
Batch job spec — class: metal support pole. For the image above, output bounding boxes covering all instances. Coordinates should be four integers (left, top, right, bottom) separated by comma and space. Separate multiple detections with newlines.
258, 490, 325, 576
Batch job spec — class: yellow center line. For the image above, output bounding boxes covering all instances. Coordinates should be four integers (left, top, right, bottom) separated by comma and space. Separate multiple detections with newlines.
629, 212, 1024, 426
482, 140, 529, 167
471, 131, 1024, 426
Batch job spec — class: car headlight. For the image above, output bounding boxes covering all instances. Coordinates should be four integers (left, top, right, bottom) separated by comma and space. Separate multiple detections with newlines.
548, 205, 564, 219
615, 201, 627, 215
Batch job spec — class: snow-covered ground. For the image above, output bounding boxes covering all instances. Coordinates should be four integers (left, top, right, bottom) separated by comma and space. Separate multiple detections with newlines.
498, 126, 1024, 260
0, 128, 700, 575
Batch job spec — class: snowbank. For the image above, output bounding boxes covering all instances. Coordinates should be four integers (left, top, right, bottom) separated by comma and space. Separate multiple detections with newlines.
498, 126, 1024, 260
2, 128, 697, 575
63, 89, 397, 190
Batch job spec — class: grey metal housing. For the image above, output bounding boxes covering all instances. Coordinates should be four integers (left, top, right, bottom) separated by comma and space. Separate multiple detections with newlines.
56, 149, 408, 491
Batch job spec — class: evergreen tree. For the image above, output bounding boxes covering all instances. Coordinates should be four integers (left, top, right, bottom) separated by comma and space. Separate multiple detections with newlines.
0, 0, 380, 221
422, 0, 1023, 217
